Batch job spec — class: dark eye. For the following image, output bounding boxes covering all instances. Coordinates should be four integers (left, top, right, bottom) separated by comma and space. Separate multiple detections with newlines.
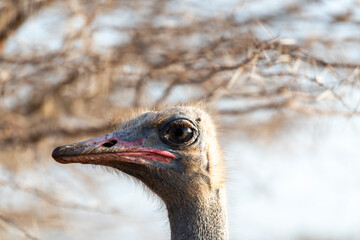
160, 119, 198, 147
165, 126, 193, 144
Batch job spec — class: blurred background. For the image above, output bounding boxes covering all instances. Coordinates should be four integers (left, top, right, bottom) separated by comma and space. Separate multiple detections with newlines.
0, 0, 360, 239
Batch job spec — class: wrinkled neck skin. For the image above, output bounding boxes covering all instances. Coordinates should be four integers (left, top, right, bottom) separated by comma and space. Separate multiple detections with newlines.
166, 188, 228, 240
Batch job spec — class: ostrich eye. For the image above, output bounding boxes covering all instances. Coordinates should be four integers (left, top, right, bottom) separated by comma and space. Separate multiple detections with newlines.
160, 119, 198, 147
165, 126, 193, 144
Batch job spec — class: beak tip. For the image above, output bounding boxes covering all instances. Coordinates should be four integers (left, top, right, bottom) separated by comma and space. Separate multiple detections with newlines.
52, 146, 61, 159
52, 145, 69, 163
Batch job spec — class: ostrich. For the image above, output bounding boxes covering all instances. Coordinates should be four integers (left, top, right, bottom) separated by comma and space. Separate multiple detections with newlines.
52, 105, 228, 240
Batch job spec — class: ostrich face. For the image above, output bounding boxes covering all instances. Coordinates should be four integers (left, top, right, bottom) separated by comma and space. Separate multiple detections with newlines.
52, 106, 223, 200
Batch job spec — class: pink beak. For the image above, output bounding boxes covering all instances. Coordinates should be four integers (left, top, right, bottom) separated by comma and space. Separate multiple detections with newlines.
52, 132, 176, 166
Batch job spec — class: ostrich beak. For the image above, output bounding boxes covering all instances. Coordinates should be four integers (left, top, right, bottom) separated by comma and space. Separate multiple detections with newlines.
52, 132, 175, 166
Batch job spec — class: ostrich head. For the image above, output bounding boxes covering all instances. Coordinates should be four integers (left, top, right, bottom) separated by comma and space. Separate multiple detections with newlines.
52, 105, 227, 239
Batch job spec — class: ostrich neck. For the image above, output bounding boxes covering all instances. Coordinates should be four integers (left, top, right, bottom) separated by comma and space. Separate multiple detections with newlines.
166, 188, 228, 240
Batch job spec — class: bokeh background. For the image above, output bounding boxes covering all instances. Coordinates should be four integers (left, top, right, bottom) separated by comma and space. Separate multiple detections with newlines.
1, 0, 360, 239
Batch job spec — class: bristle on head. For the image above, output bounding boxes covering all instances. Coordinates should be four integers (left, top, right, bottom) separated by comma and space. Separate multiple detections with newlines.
109, 103, 225, 189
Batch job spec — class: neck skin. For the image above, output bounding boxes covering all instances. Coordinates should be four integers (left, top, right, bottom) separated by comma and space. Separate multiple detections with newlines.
165, 188, 228, 240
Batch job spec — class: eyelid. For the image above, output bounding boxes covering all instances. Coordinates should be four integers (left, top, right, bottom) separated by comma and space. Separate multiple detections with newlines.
167, 121, 193, 129
158, 118, 199, 148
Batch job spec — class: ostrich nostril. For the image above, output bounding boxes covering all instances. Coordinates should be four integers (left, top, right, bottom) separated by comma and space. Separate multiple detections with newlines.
102, 140, 117, 148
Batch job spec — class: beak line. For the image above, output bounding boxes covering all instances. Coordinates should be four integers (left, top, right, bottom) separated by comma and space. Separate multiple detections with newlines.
52, 133, 176, 165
